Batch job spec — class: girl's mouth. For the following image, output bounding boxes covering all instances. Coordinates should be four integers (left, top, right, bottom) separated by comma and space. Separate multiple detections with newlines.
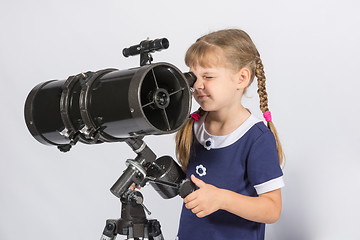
196, 94, 209, 101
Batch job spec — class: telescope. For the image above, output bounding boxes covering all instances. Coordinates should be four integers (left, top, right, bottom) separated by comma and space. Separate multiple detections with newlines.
24, 38, 196, 240
24, 37, 195, 152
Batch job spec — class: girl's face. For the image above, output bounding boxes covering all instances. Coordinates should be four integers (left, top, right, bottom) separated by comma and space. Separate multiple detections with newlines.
190, 63, 245, 113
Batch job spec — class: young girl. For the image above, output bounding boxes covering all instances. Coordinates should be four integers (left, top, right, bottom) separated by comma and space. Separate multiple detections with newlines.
175, 29, 284, 240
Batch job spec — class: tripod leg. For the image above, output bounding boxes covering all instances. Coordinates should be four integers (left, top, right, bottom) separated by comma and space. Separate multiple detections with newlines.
100, 220, 117, 240
148, 220, 164, 240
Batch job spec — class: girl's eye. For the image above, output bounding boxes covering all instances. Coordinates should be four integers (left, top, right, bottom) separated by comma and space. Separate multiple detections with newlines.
204, 76, 213, 79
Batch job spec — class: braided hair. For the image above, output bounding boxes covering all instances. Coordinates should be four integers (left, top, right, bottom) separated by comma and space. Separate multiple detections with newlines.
255, 58, 284, 166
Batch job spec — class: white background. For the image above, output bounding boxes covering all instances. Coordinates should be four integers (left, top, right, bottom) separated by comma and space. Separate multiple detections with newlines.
1, 1, 359, 239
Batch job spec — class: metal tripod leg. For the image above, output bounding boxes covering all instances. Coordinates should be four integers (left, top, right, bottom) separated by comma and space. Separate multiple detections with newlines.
100, 220, 117, 240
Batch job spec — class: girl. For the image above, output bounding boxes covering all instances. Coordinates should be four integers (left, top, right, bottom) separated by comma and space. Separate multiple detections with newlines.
175, 29, 284, 240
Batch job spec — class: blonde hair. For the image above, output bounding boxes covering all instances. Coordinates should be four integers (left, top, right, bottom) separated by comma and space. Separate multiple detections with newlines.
175, 29, 284, 172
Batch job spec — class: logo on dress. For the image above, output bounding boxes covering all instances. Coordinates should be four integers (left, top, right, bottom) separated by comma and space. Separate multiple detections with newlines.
195, 164, 207, 177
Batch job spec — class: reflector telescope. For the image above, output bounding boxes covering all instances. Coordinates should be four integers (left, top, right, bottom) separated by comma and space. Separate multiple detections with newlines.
25, 62, 195, 151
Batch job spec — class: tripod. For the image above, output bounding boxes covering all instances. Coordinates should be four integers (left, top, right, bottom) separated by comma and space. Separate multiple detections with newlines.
99, 137, 195, 240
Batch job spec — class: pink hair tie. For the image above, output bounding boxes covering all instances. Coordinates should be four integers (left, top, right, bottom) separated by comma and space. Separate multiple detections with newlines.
263, 111, 272, 122
190, 112, 200, 121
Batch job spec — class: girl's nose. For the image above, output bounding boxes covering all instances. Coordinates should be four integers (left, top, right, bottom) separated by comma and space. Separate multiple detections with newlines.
193, 77, 204, 90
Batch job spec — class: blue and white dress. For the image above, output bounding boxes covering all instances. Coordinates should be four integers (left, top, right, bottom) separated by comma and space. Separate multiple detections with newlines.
177, 114, 284, 240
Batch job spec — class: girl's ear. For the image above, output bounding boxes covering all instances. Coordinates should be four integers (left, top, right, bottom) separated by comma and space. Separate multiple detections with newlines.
237, 67, 251, 90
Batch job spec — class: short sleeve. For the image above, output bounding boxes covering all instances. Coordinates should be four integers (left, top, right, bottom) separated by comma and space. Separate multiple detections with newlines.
247, 131, 284, 195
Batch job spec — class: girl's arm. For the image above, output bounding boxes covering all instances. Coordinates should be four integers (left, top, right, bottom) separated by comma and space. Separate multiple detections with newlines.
183, 174, 282, 224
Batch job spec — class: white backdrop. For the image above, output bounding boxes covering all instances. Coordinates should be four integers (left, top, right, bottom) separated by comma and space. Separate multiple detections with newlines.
1, 1, 359, 239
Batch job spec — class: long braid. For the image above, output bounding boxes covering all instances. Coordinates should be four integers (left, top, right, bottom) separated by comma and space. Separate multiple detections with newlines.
256, 58, 269, 113
255, 58, 284, 166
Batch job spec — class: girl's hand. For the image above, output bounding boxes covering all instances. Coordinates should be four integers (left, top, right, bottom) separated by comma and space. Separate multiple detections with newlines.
183, 174, 223, 218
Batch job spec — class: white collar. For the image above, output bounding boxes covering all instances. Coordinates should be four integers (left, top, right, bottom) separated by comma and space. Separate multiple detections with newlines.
193, 113, 262, 150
